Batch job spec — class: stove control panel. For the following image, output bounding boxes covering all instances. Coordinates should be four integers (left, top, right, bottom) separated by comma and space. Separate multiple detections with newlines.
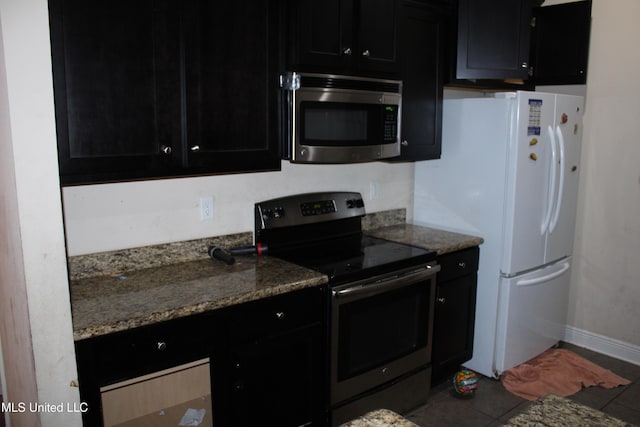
301, 200, 336, 216
346, 198, 364, 209
255, 192, 366, 230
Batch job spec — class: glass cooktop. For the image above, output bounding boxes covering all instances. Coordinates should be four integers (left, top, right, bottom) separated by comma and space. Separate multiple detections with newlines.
272, 233, 436, 285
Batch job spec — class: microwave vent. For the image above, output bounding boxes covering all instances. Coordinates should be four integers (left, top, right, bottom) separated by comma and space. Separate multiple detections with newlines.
300, 75, 401, 94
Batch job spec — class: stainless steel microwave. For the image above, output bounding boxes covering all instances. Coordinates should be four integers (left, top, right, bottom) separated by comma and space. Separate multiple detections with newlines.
280, 73, 402, 163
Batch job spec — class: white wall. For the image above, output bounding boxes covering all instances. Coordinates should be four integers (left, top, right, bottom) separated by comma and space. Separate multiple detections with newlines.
565, 0, 640, 355
0, 0, 81, 426
62, 161, 415, 255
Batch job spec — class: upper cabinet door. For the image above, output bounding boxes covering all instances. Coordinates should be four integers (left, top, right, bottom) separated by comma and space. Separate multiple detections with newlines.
294, 0, 354, 70
530, 0, 592, 85
182, 0, 281, 174
49, 0, 183, 184
394, 0, 450, 161
357, 0, 400, 75
289, 0, 400, 77
456, 0, 532, 80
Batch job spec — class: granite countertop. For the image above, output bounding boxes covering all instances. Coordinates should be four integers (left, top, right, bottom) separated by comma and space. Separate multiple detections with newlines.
68, 214, 483, 341
70, 255, 327, 340
502, 394, 634, 427
366, 223, 483, 255
340, 409, 418, 427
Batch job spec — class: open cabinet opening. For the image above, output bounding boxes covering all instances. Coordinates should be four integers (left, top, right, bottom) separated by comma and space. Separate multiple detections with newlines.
100, 358, 212, 427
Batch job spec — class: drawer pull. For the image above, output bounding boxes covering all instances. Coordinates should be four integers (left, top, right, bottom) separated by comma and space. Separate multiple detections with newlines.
458, 261, 467, 269
275, 311, 285, 320
156, 341, 167, 351
437, 297, 446, 304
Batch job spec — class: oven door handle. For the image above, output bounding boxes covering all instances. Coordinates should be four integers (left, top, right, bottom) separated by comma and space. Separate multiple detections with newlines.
332, 264, 440, 299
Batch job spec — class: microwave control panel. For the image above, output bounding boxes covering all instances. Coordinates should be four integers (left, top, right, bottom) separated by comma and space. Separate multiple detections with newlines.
383, 106, 399, 142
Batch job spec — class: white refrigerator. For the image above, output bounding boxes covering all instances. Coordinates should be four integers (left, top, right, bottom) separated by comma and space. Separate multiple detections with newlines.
413, 91, 583, 378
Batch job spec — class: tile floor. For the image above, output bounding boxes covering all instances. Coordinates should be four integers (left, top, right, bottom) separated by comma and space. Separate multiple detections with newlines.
405, 343, 640, 426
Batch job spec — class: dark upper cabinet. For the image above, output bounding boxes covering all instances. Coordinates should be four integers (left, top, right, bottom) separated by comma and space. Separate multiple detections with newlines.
455, 0, 533, 80
181, 1, 281, 175
49, 0, 281, 185
529, 0, 592, 85
49, 0, 183, 183
288, 0, 400, 77
451, 0, 592, 86
393, 0, 450, 161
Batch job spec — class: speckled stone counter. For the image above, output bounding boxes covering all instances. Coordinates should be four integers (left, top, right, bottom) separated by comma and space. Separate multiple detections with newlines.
70, 255, 327, 340
340, 409, 418, 427
68, 210, 482, 342
502, 394, 635, 427
366, 224, 483, 255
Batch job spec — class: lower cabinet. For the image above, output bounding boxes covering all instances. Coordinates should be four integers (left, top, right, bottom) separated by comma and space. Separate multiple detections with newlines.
212, 286, 328, 427
74, 286, 327, 427
431, 246, 479, 385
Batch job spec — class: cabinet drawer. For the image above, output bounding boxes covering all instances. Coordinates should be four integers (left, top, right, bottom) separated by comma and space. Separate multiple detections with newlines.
437, 246, 479, 283
226, 286, 325, 343
77, 314, 212, 385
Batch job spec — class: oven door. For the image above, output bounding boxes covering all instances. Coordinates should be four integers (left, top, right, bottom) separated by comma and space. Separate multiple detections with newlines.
330, 263, 439, 406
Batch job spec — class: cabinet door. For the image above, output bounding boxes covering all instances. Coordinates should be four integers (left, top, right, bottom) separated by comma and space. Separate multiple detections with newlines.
530, 0, 592, 85
50, 0, 182, 185
394, 0, 448, 161
456, 0, 532, 80
220, 324, 326, 427
182, 0, 281, 174
432, 273, 477, 384
293, 0, 354, 71
357, 0, 400, 75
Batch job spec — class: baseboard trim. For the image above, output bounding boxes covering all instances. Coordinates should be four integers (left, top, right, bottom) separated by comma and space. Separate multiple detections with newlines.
564, 325, 640, 367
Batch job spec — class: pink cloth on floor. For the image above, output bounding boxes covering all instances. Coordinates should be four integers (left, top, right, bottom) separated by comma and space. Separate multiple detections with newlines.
501, 348, 631, 401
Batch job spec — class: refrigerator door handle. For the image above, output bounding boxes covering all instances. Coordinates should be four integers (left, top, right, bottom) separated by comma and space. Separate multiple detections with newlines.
541, 125, 557, 235
516, 261, 570, 286
549, 125, 566, 233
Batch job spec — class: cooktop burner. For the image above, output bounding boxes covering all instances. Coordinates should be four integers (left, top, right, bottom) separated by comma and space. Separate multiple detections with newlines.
254, 192, 436, 284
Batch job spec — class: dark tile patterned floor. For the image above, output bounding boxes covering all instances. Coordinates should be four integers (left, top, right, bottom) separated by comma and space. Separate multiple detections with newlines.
405, 343, 640, 426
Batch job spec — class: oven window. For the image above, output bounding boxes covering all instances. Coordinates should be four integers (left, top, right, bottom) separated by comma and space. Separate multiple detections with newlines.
304, 107, 368, 142
337, 281, 430, 381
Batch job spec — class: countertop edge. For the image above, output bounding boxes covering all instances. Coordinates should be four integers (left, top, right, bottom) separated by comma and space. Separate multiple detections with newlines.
72, 273, 328, 341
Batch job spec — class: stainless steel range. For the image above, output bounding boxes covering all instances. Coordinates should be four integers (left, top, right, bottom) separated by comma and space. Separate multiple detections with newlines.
254, 192, 439, 426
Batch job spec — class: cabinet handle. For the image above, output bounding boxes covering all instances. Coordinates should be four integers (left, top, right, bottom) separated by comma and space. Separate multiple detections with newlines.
157, 341, 167, 351
342, 47, 352, 56
275, 311, 285, 320
362, 49, 371, 57
437, 297, 446, 304
160, 145, 172, 155
458, 261, 467, 269
190, 145, 200, 152
401, 140, 409, 147
521, 61, 528, 69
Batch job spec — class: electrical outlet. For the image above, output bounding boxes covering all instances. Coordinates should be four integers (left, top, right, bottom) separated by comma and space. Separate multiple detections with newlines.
370, 181, 379, 200
200, 196, 214, 221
